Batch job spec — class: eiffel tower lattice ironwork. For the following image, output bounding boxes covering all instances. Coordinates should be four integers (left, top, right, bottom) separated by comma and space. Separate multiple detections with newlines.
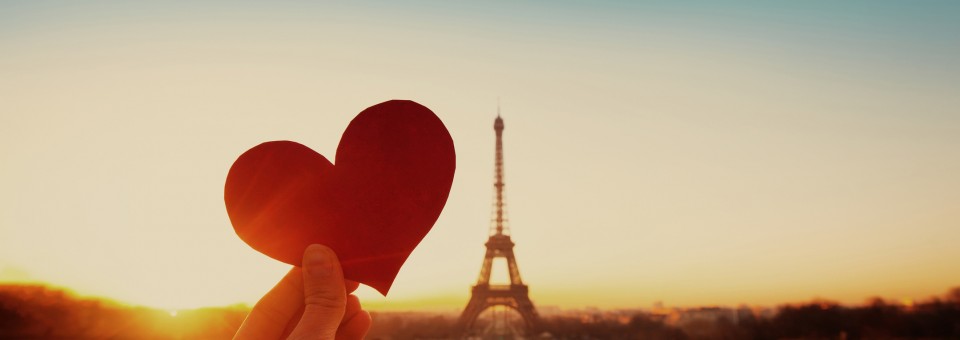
457, 110, 541, 336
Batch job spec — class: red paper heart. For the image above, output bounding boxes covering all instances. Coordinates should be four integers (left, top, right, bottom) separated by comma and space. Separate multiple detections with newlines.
224, 100, 455, 295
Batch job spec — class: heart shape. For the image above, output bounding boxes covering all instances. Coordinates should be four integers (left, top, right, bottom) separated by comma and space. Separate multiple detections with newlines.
224, 100, 456, 295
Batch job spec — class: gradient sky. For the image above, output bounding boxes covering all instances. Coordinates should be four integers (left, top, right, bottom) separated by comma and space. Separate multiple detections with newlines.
1, 1, 959, 311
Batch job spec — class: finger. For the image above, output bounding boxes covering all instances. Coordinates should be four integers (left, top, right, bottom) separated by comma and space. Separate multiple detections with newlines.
336, 310, 372, 340
345, 280, 359, 294
282, 272, 360, 339
279, 304, 304, 339
233, 268, 304, 340
286, 244, 346, 340
336, 295, 366, 339
340, 294, 362, 326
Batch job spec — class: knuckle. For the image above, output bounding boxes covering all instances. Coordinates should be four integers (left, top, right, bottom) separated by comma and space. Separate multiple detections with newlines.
304, 293, 345, 310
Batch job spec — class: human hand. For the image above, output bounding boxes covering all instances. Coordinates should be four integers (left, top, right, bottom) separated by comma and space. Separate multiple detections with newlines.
234, 244, 372, 340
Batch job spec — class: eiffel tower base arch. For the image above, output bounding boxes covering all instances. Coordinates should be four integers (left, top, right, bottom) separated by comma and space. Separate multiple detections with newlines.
457, 284, 541, 336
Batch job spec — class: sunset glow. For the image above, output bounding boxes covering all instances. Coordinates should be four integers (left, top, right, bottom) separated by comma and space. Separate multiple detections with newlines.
1, 1, 959, 314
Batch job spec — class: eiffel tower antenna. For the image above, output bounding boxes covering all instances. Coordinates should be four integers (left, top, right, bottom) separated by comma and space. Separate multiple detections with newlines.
458, 106, 541, 336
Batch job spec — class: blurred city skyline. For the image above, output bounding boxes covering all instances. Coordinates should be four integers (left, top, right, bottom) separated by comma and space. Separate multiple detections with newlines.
3, 283, 960, 338
2, 1, 959, 312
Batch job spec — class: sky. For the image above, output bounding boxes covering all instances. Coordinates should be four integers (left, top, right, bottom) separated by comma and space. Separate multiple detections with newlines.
1, 1, 959, 311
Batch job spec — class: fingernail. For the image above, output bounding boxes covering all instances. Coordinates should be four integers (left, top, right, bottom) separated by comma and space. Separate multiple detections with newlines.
304, 245, 333, 278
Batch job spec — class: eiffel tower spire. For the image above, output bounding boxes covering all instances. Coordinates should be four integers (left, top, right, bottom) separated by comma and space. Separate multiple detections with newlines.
493, 108, 507, 236
458, 107, 541, 336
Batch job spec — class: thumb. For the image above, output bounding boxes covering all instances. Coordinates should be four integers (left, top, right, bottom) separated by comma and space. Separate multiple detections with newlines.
287, 244, 346, 340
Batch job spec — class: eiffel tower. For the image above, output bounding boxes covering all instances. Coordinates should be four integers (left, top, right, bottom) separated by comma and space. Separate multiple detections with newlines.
457, 109, 541, 337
